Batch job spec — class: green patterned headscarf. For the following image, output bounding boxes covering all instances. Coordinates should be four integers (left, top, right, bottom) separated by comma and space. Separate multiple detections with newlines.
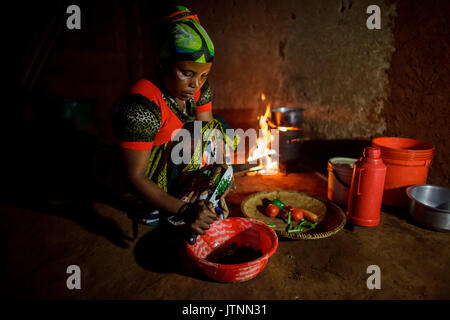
160, 5, 214, 63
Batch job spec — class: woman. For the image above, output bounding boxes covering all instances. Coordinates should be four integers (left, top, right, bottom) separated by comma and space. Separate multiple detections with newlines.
113, 6, 236, 237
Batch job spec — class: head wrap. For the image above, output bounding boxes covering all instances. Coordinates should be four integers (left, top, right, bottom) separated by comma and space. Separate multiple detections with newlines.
160, 5, 214, 63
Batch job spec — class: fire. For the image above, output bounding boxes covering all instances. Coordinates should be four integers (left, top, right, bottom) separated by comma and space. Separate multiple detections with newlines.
278, 126, 300, 132
248, 98, 279, 175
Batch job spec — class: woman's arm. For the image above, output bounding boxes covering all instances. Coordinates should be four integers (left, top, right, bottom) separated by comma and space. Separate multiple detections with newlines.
120, 147, 217, 234
121, 148, 185, 214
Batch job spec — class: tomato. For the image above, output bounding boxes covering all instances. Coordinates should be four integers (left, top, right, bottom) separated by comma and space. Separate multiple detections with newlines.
291, 208, 304, 221
265, 204, 279, 217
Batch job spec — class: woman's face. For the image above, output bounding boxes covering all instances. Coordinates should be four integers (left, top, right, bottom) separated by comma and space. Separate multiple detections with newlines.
162, 60, 212, 101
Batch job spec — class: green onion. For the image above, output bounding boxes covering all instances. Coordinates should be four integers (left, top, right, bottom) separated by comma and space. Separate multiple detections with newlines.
287, 223, 293, 231
266, 224, 276, 228
287, 211, 291, 224
293, 221, 306, 230
303, 222, 317, 229
288, 229, 304, 233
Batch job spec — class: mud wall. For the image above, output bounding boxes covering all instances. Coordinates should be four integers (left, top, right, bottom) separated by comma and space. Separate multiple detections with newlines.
183, 0, 396, 139
383, 0, 449, 186
17, 1, 448, 184
186, 0, 448, 185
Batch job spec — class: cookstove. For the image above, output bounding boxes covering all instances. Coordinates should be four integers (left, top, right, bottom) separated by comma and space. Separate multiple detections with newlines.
269, 107, 305, 173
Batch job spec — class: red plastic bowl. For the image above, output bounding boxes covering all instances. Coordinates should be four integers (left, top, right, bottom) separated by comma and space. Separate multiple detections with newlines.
186, 217, 278, 283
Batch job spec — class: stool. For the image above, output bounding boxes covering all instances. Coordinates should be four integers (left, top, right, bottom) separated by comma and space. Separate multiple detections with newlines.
128, 210, 160, 240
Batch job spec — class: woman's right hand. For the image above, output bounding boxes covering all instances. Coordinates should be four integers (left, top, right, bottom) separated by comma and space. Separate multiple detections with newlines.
187, 200, 217, 235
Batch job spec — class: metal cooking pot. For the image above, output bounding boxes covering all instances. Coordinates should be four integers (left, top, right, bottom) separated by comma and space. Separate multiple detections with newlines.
271, 107, 304, 127
406, 184, 450, 232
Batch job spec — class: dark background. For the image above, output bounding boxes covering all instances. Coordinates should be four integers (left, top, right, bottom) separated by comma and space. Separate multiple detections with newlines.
6, 1, 449, 202
2, 0, 449, 300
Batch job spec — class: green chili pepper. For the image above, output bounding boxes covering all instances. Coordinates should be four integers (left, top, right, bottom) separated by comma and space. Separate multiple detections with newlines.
266, 224, 276, 228
272, 198, 284, 210
287, 211, 291, 225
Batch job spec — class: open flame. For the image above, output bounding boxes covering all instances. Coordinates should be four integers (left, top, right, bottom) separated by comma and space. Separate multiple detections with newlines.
278, 126, 300, 132
247, 94, 279, 175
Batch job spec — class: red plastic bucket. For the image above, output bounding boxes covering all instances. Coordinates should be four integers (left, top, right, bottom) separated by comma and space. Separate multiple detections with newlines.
372, 137, 434, 206
186, 218, 278, 283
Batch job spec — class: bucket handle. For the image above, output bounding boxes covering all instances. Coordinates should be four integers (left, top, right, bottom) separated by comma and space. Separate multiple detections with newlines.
332, 169, 351, 189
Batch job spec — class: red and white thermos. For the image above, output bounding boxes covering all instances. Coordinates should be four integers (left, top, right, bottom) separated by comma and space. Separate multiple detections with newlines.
347, 147, 387, 227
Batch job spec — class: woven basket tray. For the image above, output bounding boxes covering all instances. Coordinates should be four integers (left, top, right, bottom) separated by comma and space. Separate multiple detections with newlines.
240, 190, 346, 239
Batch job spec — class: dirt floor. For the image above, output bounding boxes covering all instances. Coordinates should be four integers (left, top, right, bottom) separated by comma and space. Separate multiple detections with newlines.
3, 161, 449, 300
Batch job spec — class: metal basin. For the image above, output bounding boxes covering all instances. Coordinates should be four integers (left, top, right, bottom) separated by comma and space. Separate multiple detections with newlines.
406, 184, 450, 232
271, 107, 304, 127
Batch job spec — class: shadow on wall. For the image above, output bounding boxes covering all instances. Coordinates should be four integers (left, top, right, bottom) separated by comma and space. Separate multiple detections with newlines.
299, 139, 371, 175
383, 0, 450, 187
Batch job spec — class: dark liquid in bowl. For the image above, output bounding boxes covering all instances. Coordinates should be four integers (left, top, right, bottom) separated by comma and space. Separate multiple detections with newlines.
206, 242, 263, 264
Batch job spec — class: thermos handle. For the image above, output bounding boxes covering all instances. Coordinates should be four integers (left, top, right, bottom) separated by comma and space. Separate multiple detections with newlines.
357, 168, 365, 196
